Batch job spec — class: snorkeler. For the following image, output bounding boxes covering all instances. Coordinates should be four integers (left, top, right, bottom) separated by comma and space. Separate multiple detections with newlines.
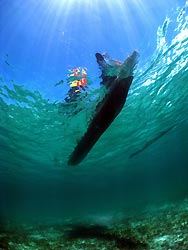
68, 51, 138, 165
64, 67, 88, 103
64, 85, 87, 103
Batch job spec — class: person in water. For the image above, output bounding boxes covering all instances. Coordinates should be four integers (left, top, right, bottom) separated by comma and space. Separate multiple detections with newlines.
64, 67, 88, 103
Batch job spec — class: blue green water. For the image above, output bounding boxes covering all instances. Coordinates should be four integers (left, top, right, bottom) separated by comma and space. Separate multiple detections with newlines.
0, 0, 188, 249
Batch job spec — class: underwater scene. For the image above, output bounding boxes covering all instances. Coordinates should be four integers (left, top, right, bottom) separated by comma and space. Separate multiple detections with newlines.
0, 0, 188, 249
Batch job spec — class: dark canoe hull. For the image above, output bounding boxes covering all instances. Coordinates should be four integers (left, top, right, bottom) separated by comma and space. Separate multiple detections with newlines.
68, 76, 133, 166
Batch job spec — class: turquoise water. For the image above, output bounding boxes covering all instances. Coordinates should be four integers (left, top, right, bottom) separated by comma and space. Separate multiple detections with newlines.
0, 0, 188, 249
